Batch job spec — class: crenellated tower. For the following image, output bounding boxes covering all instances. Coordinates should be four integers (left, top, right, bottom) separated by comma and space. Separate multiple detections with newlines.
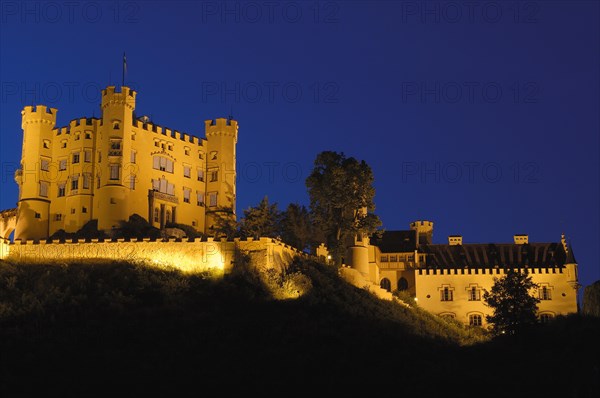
204, 117, 238, 233
96, 86, 136, 232
14, 105, 58, 240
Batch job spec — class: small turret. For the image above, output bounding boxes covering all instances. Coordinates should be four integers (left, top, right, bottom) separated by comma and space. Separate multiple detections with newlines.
410, 220, 433, 246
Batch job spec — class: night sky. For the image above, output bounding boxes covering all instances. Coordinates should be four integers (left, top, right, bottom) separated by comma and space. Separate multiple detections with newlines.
0, 1, 598, 289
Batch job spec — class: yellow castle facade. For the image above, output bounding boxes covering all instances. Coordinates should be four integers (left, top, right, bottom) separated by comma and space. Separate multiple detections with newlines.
9, 85, 237, 241
343, 221, 580, 326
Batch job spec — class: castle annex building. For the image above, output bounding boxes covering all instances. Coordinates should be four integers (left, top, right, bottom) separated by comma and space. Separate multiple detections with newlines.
344, 221, 580, 326
2, 86, 237, 241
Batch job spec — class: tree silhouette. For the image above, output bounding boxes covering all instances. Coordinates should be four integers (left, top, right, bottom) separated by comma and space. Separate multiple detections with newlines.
306, 151, 381, 265
483, 269, 540, 335
239, 196, 280, 240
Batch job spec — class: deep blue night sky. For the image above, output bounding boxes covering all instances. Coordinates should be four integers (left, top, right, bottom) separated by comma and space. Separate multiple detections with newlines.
0, 1, 598, 289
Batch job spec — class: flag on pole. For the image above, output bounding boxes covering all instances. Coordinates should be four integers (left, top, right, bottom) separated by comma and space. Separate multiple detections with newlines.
122, 52, 127, 87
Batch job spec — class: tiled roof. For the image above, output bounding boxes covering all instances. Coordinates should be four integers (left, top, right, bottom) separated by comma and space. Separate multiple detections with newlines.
419, 242, 569, 268
370, 230, 417, 253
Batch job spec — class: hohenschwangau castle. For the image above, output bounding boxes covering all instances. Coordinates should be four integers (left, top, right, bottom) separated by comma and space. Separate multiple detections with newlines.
0, 85, 580, 327
7, 86, 237, 239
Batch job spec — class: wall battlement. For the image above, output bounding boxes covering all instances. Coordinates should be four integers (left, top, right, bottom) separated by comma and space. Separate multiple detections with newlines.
1, 237, 306, 274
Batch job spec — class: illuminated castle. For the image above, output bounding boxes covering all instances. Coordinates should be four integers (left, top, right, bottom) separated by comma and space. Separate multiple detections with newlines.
10, 85, 237, 240
342, 221, 580, 326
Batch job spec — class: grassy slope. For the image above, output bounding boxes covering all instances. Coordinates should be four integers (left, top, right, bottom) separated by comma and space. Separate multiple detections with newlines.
0, 258, 598, 396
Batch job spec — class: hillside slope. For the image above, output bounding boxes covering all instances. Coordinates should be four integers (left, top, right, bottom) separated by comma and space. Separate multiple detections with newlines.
0, 257, 598, 396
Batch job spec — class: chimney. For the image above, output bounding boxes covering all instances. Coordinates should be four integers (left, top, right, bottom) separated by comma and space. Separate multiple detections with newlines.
514, 234, 528, 245
448, 235, 462, 245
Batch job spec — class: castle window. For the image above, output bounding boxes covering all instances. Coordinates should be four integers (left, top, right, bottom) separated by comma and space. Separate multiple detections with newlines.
380, 278, 391, 292
83, 174, 91, 189
70, 208, 76, 214
131, 133, 136, 141
85, 132, 91, 139
155, 141, 160, 147
380, 255, 388, 262
61, 140, 67, 149
84, 150, 92, 162
96, 176, 101, 189
43, 140, 50, 149
39, 181, 49, 197
469, 314, 483, 327
168, 144, 173, 151
467, 285, 481, 301
72, 152, 80, 164
129, 175, 136, 190
74, 133, 80, 141
57, 183, 66, 197
35, 212, 41, 219
210, 151, 218, 160
208, 192, 217, 207
113, 121, 120, 130
98, 151, 102, 163
539, 285, 552, 300
183, 165, 191, 178
197, 191, 204, 206
398, 277, 409, 291
59, 159, 67, 171
197, 169, 204, 182
184, 147, 190, 156
71, 176, 79, 191
109, 140, 122, 156
192, 220, 197, 227
153, 156, 174, 173
165, 210, 171, 223
152, 178, 175, 195
40, 158, 50, 171
183, 188, 191, 203
130, 150, 137, 164
440, 286, 454, 301
154, 208, 159, 223
54, 214, 63, 221
539, 313, 554, 323
210, 170, 218, 182
198, 152, 204, 160
110, 198, 116, 204
109, 164, 120, 180
82, 207, 87, 213
389, 255, 398, 262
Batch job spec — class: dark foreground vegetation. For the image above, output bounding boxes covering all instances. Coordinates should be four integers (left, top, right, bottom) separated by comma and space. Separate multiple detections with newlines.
0, 258, 598, 397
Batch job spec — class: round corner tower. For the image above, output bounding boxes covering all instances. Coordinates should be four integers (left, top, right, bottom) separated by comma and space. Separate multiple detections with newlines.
203, 117, 238, 233
14, 105, 58, 241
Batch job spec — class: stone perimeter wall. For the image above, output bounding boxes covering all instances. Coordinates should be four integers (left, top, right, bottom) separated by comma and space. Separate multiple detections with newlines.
0, 237, 305, 273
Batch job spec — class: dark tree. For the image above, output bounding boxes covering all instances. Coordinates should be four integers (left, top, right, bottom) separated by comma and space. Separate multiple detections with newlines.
239, 196, 281, 239
306, 151, 381, 265
209, 207, 239, 239
483, 269, 540, 335
280, 203, 313, 251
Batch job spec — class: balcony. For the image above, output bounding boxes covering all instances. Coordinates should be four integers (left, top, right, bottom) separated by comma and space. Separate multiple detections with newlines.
149, 189, 179, 204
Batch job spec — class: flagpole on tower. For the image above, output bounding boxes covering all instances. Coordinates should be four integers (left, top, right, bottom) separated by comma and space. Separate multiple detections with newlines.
122, 52, 127, 88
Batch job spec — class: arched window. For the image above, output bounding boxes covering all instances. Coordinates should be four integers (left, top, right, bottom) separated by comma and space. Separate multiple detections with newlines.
539, 313, 554, 324
380, 278, 391, 292
166, 210, 171, 224
398, 277, 409, 291
469, 314, 483, 327
154, 208, 159, 223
